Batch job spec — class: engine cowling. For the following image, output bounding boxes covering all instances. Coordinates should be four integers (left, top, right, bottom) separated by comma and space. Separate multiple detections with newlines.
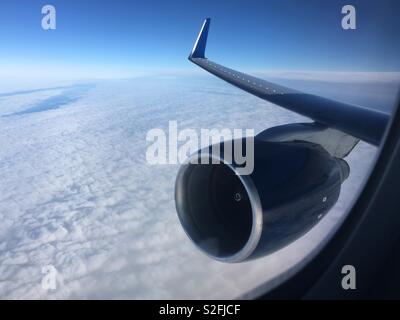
175, 132, 349, 263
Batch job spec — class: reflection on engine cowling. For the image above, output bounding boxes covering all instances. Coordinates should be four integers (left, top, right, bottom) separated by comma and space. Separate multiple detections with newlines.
175, 133, 350, 263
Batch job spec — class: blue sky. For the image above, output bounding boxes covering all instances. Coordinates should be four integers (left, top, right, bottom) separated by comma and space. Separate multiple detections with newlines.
1, 0, 400, 79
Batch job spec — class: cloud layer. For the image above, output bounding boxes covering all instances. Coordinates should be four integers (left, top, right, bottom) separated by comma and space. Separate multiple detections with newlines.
0, 74, 387, 299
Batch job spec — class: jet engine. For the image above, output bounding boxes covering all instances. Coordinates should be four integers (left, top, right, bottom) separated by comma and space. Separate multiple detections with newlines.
175, 124, 351, 262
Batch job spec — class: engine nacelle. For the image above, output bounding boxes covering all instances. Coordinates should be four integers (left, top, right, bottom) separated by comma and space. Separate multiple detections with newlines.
175, 132, 349, 263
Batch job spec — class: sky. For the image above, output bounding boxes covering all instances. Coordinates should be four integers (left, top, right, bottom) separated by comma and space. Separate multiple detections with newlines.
1, 0, 400, 80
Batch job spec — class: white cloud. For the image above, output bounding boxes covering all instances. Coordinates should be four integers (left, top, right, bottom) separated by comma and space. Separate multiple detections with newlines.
0, 75, 384, 299
253, 70, 400, 83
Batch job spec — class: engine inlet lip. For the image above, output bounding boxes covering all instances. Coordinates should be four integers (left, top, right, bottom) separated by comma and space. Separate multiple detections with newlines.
175, 152, 263, 263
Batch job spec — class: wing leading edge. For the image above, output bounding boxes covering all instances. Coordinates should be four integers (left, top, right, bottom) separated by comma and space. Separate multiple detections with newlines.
189, 18, 389, 147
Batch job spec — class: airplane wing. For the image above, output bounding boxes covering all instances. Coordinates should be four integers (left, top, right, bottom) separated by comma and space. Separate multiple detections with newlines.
189, 18, 390, 147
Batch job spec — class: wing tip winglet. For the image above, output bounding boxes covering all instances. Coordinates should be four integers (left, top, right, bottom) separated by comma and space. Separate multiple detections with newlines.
189, 18, 211, 60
